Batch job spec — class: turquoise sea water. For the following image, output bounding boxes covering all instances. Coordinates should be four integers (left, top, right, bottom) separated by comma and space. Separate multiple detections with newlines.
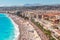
0, 14, 15, 40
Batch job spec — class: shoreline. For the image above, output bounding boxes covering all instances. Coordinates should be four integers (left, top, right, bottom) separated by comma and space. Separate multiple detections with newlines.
4, 14, 48, 40
7, 15, 20, 40
8, 14, 42, 40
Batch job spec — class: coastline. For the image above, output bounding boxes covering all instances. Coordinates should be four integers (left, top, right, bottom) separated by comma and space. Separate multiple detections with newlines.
7, 15, 20, 40
0, 13, 50, 40
8, 14, 42, 40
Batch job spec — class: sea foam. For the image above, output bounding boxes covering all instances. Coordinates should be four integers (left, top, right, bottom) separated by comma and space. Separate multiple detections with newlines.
6, 14, 20, 40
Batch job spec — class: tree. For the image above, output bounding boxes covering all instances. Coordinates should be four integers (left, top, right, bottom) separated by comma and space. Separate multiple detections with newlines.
16, 11, 22, 16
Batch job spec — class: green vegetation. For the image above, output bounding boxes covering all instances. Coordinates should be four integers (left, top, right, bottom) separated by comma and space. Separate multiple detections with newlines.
16, 12, 56, 40
57, 37, 60, 40
31, 19, 56, 40
16, 11, 21, 16
24, 17, 29, 20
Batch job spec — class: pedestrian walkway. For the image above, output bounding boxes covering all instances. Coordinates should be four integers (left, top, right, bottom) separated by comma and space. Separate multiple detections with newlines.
8, 14, 41, 40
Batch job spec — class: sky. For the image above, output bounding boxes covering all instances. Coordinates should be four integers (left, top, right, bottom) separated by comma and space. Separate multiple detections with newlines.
0, 0, 60, 6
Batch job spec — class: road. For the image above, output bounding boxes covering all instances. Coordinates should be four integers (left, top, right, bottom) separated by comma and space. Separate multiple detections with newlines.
8, 14, 41, 40
29, 20, 49, 40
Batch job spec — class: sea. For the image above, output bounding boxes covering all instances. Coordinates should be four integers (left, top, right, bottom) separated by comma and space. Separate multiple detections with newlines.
0, 13, 19, 40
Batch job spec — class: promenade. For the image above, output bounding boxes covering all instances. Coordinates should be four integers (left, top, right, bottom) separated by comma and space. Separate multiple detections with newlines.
29, 21, 49, 40
8, 14, 41, 40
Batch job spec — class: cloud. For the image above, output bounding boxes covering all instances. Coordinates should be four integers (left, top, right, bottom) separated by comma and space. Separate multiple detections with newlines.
0, 4, 5, 7
19, 4, 24, 6
0, 4, 24, 7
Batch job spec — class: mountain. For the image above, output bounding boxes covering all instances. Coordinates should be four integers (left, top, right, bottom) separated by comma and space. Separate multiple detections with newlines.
0, 4, 60, 11
24, 4, 43, 6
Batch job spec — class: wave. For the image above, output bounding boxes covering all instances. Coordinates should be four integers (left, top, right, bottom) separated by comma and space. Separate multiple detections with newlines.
7, 15, 20, 40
